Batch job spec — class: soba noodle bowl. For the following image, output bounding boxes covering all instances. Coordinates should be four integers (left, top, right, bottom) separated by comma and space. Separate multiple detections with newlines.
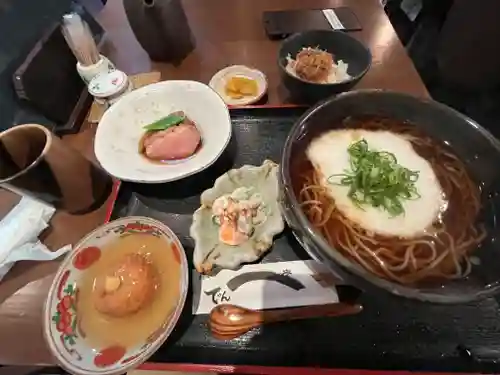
292, 116, 486, 285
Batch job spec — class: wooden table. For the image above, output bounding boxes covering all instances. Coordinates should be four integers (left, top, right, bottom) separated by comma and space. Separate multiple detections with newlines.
0, 0, 427, 369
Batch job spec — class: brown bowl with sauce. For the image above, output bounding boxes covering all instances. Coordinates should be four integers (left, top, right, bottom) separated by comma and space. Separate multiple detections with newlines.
43, 216, 189, 375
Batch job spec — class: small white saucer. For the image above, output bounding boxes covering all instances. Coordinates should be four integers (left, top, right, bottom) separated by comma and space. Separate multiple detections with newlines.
209, 65, 268, 106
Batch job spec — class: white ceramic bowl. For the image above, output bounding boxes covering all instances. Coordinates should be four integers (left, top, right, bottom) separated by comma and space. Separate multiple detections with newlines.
43, 216, 189, 375
95, 80, 232, 183
209, 65, 268, 106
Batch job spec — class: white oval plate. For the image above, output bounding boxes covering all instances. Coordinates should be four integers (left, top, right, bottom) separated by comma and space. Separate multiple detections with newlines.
209, 65, 268, 106
94, 80, 232, 183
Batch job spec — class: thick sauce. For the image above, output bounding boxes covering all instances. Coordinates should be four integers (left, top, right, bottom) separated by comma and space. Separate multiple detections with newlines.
77, 234, 180, 349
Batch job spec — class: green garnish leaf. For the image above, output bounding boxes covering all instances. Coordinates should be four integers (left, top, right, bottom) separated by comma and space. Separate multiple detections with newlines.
143, 113, 185, 131
328, 139, 420, 216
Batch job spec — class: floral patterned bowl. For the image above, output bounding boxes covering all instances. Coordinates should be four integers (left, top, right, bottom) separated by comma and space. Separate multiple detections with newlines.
43, 216, 189, 375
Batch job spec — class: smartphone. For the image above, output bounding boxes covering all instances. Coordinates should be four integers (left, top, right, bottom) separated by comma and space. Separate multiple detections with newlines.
263, 7, 362, 40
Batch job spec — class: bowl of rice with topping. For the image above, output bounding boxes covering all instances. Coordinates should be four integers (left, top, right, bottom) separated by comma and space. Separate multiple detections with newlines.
278, 30, 371, 102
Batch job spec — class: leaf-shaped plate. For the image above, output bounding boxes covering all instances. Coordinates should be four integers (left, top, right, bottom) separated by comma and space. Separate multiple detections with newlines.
190, 160, 284, 274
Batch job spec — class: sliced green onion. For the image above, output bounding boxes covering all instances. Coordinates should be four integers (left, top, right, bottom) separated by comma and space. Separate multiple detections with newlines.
328, 139, 421, 216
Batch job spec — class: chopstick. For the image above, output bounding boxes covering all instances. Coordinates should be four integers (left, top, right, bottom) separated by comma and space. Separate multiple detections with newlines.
61, 13, 100, 66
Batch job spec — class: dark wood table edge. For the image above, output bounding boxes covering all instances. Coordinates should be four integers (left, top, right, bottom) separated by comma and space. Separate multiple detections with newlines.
138, 362, 482, 375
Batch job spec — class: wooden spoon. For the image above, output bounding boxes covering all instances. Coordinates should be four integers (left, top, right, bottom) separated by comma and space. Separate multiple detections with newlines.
209, 302, 363, 340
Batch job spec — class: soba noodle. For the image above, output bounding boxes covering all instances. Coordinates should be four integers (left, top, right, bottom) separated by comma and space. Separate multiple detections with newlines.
294, 117, 486, 285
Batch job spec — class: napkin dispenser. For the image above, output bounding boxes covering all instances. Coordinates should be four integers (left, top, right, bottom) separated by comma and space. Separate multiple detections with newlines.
11, 9, 104, 133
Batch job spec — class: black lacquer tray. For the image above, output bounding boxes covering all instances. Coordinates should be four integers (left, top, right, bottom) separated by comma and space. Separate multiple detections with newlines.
107, 106, 500, 373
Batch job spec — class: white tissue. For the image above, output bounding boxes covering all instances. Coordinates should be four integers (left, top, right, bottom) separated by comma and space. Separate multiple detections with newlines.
0, 196, 72, 280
